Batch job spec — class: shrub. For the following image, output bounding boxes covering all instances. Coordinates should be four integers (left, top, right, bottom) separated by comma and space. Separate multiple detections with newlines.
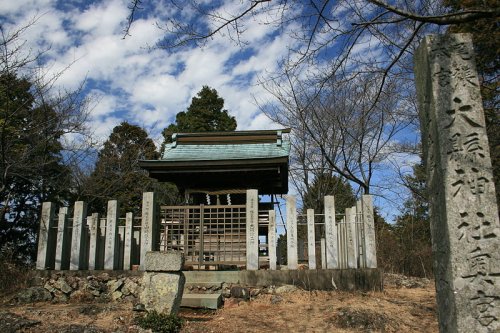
137, 310, 183, 333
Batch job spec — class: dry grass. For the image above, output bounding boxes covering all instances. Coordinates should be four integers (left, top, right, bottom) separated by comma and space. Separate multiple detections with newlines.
0, 275, 438, 333
181, 285, 438, 333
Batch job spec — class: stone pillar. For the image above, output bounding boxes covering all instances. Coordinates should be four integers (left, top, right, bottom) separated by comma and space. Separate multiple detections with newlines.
54, 207, 68, 270
246, 189, 259, 270
286, 195, 298, 269
36, 202, 56, 270
415, 33, 500, 333
140, 192, 158, 270
307, 209, 316, 269
88, 213, 99, 270
104, 200, 119, 270
268, 209, 277, 270
324, 196, 338, 269
124, 212, 133, 270
356, 201, 365, 268
70, 201, 87, 270
320, 238, 326, 269
362, 195, 377, 268
345, 207, 358, 269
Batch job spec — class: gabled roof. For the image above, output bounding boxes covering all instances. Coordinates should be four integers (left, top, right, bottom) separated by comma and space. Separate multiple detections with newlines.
139, 129, 291, 194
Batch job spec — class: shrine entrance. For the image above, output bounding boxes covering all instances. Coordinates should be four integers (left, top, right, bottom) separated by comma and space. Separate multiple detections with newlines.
159, 204, 247, 269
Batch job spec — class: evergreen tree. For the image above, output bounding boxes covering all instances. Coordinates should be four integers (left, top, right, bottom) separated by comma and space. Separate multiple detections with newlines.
0, 73, 73, 259
161, 86, 237, 149
84, 122, 178, 214
392, 162, 433, 277
302, 173, 357, 213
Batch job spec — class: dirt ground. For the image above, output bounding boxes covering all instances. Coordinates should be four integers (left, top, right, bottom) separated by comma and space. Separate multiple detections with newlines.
0, 274, 438, 333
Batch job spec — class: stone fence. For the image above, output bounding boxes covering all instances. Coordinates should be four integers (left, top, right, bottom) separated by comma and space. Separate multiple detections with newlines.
269, 194, 377, 271
36, 192, 157, 271
36, 191, 377, 271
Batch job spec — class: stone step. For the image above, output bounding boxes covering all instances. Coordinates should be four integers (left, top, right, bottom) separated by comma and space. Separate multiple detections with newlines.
184, 282, 223, 289
181, 293, 222, 309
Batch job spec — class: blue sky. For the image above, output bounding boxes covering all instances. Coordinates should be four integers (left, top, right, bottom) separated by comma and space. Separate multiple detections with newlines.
1, 0, 421, 221
1, 0, 290, 140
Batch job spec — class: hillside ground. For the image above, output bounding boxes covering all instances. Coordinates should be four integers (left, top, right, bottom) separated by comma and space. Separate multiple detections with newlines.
0, 273, 437, 333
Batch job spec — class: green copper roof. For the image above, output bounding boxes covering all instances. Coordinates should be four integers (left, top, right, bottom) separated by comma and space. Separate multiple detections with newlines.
161, 141, 291, 161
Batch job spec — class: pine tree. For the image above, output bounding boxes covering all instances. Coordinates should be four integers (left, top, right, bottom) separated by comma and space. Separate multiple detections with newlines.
0, 73, 72, 258
161, 86, 237, 150
83, 122, 176, 213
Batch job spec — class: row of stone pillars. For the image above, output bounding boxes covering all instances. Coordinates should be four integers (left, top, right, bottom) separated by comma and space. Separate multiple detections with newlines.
38, 190, 377, 272
36, 192, 158, 271
245, 190, 377, 271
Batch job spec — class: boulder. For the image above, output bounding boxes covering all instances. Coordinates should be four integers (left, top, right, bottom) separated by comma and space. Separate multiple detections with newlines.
230, 286, 249, 300
275, 285, 298, 294
15, 287, 52, 303
54, 279, 73, 294
140, 272, 185, 314
144, 251, 184, 272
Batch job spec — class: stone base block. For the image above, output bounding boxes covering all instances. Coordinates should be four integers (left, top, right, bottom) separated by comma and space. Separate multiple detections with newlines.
181, 293, 222, 309
140, 272, 185, 314
144, 251, 184, 272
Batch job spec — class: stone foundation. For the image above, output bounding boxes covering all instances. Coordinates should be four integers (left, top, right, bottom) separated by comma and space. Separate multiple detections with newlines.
26, 271, 142, 303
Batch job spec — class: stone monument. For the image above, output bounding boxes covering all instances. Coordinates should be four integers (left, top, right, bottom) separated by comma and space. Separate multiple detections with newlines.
415, 33, 499, 332
140, 251, 185, 314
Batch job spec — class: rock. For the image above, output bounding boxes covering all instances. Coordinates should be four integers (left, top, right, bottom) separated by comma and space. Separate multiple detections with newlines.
86, 279, 100, 291
0, 311, 41, 332
275, 285, 298, 294
52, 290, 69, 303
111, 291, 123, 301
144, 251, 184, 272
132, 303, 146, 312
250, 288, 261, 297
140, 272, 185, 314
107, 279, 124, 293
97, 273, 110, 282
70, 290, 88, 301
123, 295, 136, 303
121, 279, 138, 296
15, 287, 52, 303
221, 287, 231, 298
271, 295, 283, 304
90, 289, 101, 297
44, 281, 56, 294
54, 279, 73, 294
230, 286, 249, 300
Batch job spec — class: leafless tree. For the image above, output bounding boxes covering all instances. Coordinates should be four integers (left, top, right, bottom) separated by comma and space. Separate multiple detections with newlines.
262, 69, 413, 196
123, 1, 497, 199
